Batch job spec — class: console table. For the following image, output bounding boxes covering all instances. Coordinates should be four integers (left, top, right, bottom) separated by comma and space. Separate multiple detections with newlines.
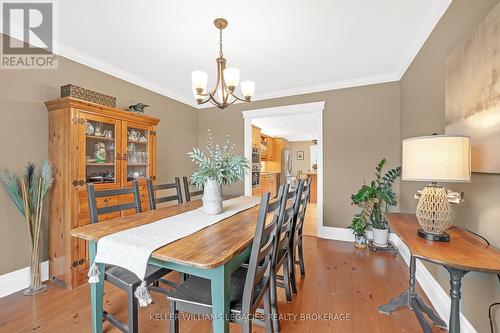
379, 213, 500, 333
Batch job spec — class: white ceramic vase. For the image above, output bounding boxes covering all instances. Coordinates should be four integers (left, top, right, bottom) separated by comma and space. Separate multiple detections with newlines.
372, 228, 389, 247
202, 178, 223, 215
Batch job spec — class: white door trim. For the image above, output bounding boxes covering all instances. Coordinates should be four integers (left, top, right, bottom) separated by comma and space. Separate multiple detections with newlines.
242, 101, 325, 235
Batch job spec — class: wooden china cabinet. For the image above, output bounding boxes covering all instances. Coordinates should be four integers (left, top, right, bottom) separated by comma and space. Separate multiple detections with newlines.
45, 97, 160, 288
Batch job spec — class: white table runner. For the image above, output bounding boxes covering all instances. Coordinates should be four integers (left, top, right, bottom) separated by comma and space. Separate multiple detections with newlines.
88, 196, 260, 306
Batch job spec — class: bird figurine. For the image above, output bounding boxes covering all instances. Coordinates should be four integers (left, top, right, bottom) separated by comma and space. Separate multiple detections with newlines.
128, 102, 149, 113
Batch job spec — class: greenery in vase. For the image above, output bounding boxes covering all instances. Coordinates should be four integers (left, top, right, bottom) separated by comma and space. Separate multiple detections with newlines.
187, 130, 249, 188
0, 161, 54, 292
350, 159, 401, 230
348, 214, 367, 237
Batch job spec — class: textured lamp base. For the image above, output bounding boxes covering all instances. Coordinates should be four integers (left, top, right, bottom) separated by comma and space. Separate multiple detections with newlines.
417, 229, 450, 242
416, 184, 453, 241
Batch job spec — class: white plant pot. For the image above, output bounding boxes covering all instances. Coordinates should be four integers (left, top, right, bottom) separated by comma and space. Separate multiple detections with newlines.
366, 229, 374, 241
202, 178, 223, 215
372, 228, 389, 247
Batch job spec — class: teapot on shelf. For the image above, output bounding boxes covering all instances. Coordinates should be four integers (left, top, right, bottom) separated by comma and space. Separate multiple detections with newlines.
94, 142, 106, 163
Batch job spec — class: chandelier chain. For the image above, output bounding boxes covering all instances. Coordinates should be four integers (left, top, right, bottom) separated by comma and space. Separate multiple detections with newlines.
219, 28, 224, 57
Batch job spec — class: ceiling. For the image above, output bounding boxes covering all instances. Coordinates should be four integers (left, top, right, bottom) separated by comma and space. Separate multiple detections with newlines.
3, 0, 451, 108
252, 113, 320, 142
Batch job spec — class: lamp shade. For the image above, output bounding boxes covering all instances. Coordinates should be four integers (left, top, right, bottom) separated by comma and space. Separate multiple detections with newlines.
402, 135, 471, 183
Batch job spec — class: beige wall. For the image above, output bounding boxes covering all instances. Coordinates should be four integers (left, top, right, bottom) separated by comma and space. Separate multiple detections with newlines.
289, 141, 313, 176
399, 0, 500, 331
199, 81, 401, 228
0, 44, 198, 275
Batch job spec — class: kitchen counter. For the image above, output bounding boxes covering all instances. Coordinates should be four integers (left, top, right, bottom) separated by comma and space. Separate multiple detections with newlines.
300, 172, 317, 203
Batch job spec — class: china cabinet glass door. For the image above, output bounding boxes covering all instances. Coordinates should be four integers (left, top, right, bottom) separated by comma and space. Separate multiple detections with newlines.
79, 113, 121, 189
122, 122, 152, 186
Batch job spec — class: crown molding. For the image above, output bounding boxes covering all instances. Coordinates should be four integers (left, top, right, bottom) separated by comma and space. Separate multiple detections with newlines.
1, 0, 450, 108
198, 72, 400, 109
0, 23, 199, 109
251, 72, 401, 103
396, 0, 452, 79
55, 43, 199, 108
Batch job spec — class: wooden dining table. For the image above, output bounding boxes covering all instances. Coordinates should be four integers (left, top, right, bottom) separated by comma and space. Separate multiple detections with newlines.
71, 199, 263, 333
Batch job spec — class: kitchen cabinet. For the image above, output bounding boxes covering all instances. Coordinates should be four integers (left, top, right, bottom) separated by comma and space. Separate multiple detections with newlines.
252, 126, 261, 147
252, 186, 261, 196
260, 173, 278, 198
45, 97, 159, 288
260, 135, 274, 161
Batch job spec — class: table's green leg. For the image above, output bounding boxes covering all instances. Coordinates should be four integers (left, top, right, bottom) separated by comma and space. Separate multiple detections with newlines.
211, 263, 231, 333
89, 240, 104, 333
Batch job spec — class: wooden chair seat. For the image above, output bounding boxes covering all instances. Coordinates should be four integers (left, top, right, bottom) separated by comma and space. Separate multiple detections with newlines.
105, 264, 170, 289
168, 266, 266, 315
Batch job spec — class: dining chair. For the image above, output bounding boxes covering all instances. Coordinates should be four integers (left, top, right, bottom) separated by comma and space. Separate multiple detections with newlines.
294, 175, 312, 278
146, 177, 183, 210
287, 179, 306, 295
267, 183, 301, 332
146, 177, 188, 287
87, 181, 171, 333
182, 176, 203, 202
166, 190, 286, 333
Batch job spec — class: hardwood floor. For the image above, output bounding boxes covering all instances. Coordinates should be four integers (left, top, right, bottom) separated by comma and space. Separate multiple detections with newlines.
0, 236, 445, 333
303, 203, 317, 237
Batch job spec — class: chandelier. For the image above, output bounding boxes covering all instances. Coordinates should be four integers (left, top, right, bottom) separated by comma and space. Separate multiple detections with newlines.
191, 18, 255, 109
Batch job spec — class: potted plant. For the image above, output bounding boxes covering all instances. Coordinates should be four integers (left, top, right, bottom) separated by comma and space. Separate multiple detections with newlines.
187, 130, 249, 215
348, 214, 368, 248
0, 162, 53, 295
351, 159, 401, 247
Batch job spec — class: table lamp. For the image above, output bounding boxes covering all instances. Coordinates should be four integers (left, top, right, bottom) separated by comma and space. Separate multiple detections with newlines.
402, 135, 471, 242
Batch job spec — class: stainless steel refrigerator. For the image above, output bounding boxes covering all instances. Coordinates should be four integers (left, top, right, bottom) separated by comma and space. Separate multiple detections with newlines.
280, 149, 292, 186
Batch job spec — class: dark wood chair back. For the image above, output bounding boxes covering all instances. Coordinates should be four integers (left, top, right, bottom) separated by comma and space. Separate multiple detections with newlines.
87, 181, 142, 224
287, 179, 304, 242
241, 187, 287, 315
146, 177, 183, 210
182, 176, 203, 202
296, 176, 312, 235
271, 184, 298, 264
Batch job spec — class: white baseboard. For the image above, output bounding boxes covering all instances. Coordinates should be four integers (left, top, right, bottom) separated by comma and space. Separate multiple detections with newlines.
317, 226, 354, 242
0, 261, 49, 298
321, 227, 477, 333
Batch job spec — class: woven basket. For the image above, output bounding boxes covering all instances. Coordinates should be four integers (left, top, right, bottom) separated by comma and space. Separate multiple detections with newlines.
61, 84, 116, 108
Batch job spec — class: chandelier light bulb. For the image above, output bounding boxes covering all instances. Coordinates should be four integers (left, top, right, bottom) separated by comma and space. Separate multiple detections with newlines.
191, 70, 208, 92
241, 80, 255, 100
223, 68, 240, 91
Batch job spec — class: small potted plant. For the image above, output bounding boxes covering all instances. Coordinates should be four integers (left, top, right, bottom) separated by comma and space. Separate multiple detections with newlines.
348, 214, 368, 248
187, 130, 249, 215
351, 159, 401, 247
